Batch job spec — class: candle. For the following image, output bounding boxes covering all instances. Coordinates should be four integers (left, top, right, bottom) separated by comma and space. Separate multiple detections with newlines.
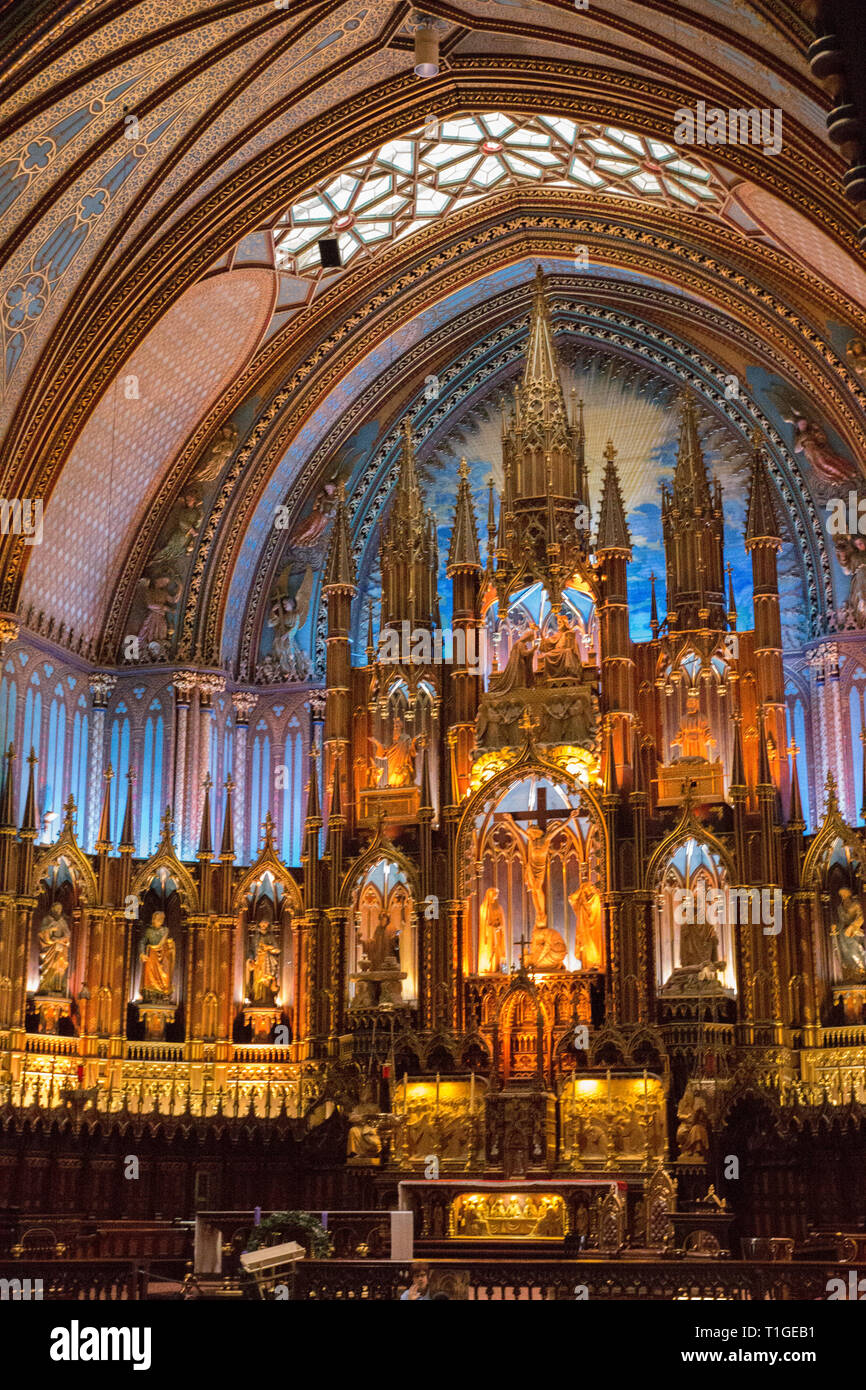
254, 1206, 261, 1227
403, 1071, 408, 1114
435, 1071, 440, 1117
643, 1068, 648, 1118
606, 1068, 611, 1106
470, 1069, 475, 1114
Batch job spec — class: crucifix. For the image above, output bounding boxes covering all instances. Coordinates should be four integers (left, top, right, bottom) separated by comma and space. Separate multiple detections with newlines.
514, 931, 531, 972
495, 784, 572, 835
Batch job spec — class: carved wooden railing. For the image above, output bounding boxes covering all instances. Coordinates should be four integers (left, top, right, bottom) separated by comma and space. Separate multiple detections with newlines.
0, 1258, 152, 1299
292, 1258, 853, 1301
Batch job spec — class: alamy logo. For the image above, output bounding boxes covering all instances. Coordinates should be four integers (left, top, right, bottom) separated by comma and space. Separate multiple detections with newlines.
0, 1276, 42, 1299
674, 101, 782, 156
49, 1321, 152, 1371
826, 492, 866, 536
672, 885, 782, 936
378, 621, 490, 668
0, 497, 42, 545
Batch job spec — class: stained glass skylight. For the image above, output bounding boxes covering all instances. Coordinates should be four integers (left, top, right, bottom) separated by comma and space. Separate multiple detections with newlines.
273, 112, 724, 279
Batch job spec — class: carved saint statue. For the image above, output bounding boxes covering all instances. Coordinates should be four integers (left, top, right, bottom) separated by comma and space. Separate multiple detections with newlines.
670, 693, 715, 763
478, 886, 506, 973
37, 902, 71, 995
676, 1084, 710, 1162
138, 910, 176, 1003
137, 575, 181, 655
364, 909, 399, 971
369, 714, 417, 788
195, 423, 237, 483
247, 915, 280, 1005
265, 566, 313, 681
489, 625, 537, 695
504, 814, 568, 968
537, 613, 583, 684
569, 882, 604, 970
833, 886, 866, 979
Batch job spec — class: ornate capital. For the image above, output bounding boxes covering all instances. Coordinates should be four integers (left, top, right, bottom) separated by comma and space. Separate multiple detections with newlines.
231, 690, 259, 723
89, 672, 117, 708
173, 671, 200, 703
0, 614, 20, 647
198, 674, 226, 706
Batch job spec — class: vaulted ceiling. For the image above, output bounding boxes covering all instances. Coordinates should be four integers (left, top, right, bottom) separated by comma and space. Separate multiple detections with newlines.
1, 0, 864, 674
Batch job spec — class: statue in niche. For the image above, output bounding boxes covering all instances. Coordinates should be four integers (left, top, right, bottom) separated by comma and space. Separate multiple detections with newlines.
503, 814, 568, 971
489, 625, 537, 694
670, 692, 715, 763
136, 574, 182, 656
246, 912, 280, 1005
832, 886, 866, 979
149, 485, 203, 578
263, 566, 313, 681
537, 612, 583, 684
833, 534, 866, 630
369, 713, 416, 788
569, 881, 603, 970
138, 911, 176, 1003
847, 337, 866, 380
676, 1084, 710, 1162
37, 902, 71, 995
479, 886, 506, 973
289, 482, 338, 550
195, 423, 237, 483
364, 909, 399, 971
769, 383, 856, 485
678, 887, 720, 970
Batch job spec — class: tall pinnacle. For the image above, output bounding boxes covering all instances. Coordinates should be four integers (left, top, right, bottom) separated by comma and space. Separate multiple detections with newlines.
595, 441, 632, 554
745, 434, 781, 546
522, 266, 568, 423
447, 458, 481, 573
672, 392, 713, 510
324, 482, 356, 588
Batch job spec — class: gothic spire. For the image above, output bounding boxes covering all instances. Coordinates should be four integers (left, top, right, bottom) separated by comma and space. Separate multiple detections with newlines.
521, 266, 568, 424
119, 768, 136, 853
324, 482, 356, 589
197, 773, 213, 859
447, 458, 481, 572
649, 573, 659, 640
20, 746, 37, 837
305, 741, 322, 825
595, 440, 632, 554
730, 713, 746, 790
790, 741, 805, 826
0, 743, 16, 831
726, 563, 738, 629
757, 707, 773, 786
603, 719, 619, 798
672, 391, 712, 509
745, 434, 781, 546
329, 752, 342, 823
219, 776, 235, 860
95, 762, 113, 853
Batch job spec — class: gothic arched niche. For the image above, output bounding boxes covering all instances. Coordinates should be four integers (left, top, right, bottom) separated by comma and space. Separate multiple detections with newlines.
347, 857, 417, 1009
27, 857, 80, 1035
814, 837, 866, 1014
237, 869, 294, 1044
128, 868, 184, 1043
655, 837, 737, 999
468, 772, 604, 976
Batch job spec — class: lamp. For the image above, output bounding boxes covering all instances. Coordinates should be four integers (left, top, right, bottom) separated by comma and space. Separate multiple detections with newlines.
414, 24, 439, 77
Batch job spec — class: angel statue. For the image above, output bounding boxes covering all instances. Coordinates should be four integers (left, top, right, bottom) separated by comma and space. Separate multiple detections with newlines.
263, 566, 314, 681
195, 422, 237, 483
769, 383, 856, 485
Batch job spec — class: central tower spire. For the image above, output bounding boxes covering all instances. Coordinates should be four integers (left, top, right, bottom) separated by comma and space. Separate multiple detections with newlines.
495, 267, 591, 609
